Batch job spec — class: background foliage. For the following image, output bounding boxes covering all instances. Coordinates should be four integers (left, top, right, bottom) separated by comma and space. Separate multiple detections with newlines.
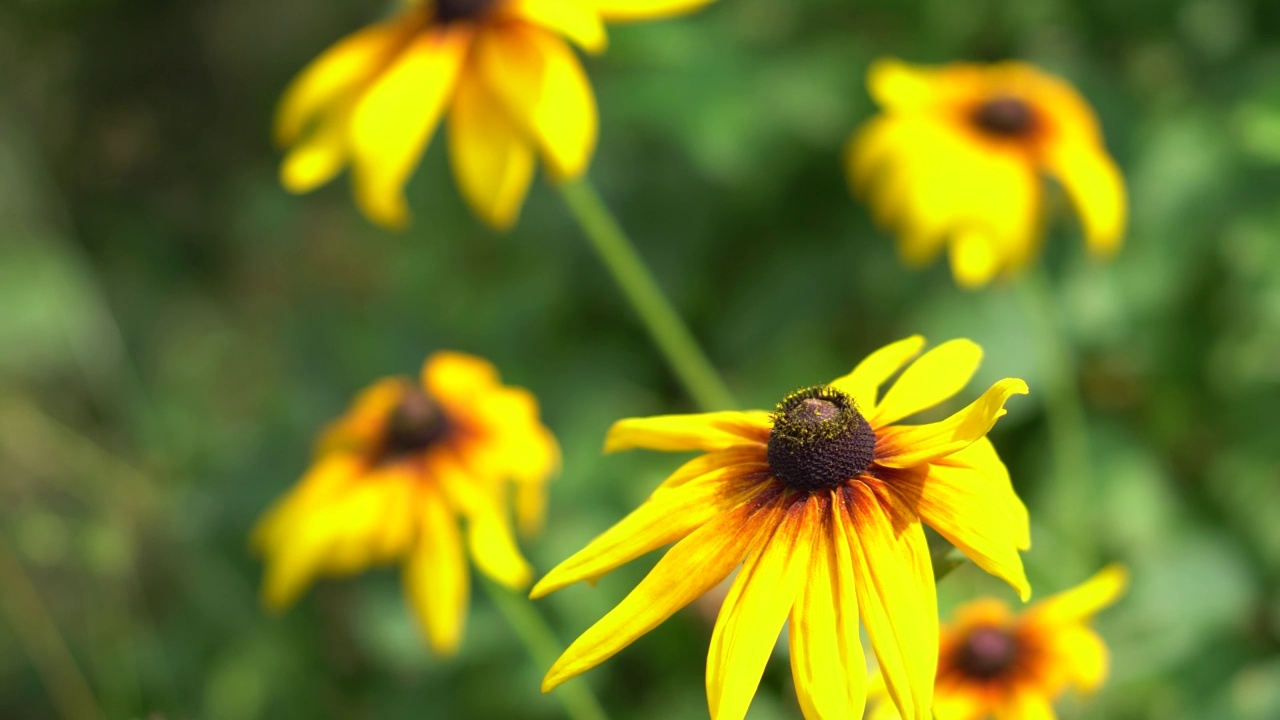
3, 0, 1280, 717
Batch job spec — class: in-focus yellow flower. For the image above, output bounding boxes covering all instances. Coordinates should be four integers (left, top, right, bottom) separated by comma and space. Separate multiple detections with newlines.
276, 0, 714, 231
868, 565, 1128, 720
252, 351, 558, 655
534, 336, 1031, 720
846, 58, 1127, 289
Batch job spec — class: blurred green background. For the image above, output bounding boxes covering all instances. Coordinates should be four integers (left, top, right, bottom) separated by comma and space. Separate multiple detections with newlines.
3, 0, 1280, 717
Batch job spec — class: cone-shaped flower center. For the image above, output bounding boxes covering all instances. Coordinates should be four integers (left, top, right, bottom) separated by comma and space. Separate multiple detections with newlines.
382, 388, 449, 459
957, 626, 1019, 679
433, 0, 501, 24
972, 97, 1035, 137
766, 386, 876, 493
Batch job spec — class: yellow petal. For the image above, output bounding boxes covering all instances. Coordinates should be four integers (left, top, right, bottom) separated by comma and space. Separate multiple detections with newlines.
447, 66, 537, 230
997, 689, 1056, 720
502, 0, 608, 53
1029, 564, 1128, 624
866, 57, 939, 111
348, 28, 470, 230
706, 497, 812, 720
948, 229, 1002, 290
875, 378, 1028, 468
1045, 138, 1127, 258
838, 482, 937, 720
404, 485, 469, 656
591, 0, 716, 22
279, 101, 352, 194
474, 25, 596, 180
603, 411, 772, 453
872, 338, 982, 426
423, 351, 501, 408
252, 456, 360, 553
827, 335, 926, 412
541, 488, 784, 692
274, 17, 415, 147
789, 493, 867, 720
516, 476, 549, 537
938, 437, 1029, 549
1046, 624, 1109, 693
653, 445, 769, 494
530, 467, 769, 598
467, 497, 534, 589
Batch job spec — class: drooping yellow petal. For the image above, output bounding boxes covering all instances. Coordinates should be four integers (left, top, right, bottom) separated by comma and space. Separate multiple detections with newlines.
252, 455, 361, 553
603, 411, 772, 453
1045, 139, 1127, 258
872, 338, 982, 426
404, 486, 469, 656
466, 497, 534, 589
875, 378, 1028, 468
827, 335, 926, 412
591, 0, 716, 22
1028, 564, 1128, 624
474, 24, 597, 180
789, 493, 867, 720
541, 488, 784, 692
348, 28, 470, 230
502, 0, 607, 53
937, 437, 1029, 550
447, 67, 537, 231
838, 481, 937, 720
948, 229, 1002, 290
706, 497, 811, 720
280, 102, 352, 194
531, 467, 769, 598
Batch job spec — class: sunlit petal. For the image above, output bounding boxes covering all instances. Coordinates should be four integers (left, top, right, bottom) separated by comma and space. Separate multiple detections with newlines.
447, 67, 537, 231
503, 0, 607, 53
604, 411, 771, 453
828, 335, 925, 412
873, 338, 982, 426
591, 0, 716, 22
875, 378, 1028, 468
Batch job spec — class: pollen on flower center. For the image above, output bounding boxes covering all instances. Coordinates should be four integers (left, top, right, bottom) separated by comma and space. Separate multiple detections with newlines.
957, 626, 1019, 679
972, 96, 1035, 137
432, 0, 501, 24
382, 388, 449, 458
766, 386, 876, 493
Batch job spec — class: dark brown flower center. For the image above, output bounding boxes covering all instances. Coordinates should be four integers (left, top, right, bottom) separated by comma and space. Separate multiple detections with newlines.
432, 0, 501, 24
956, 626, 1019, 679
971, 97, 1035, 137
381, 388, 449, 459
766, 386, 876, 493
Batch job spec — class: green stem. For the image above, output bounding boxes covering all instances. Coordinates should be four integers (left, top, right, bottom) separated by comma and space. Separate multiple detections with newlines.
481, 578, 609, 720
1019, 266, 1095, 562
557, 178, 736, 412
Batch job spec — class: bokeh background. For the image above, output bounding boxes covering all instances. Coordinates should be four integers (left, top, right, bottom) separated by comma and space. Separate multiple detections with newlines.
4, 0, 1280, 717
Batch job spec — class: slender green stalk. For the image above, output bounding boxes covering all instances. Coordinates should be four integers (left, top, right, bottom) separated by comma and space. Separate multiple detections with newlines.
557, 178, 736, 412
1019, 266, 1095, 561
481, 578, 609, 720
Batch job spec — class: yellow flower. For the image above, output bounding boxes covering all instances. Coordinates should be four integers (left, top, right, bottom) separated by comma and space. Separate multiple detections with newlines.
275, 0, 714, 231
846, 58, 1127, 289
534, 336, 1031, 720
252, 351, 559, 655
868, 565, 1129, 720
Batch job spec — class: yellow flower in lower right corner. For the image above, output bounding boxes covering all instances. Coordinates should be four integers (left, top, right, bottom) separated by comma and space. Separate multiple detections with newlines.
869, 565, 1129, 720
846, 58, 1127, 289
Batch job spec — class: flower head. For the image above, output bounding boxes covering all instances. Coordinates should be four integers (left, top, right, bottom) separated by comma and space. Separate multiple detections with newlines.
868, 565, 1129, 720
533, 336, 1031, 720
846, 58, 1127, 288
252, 351, 558, 655
276, 0, 714, 231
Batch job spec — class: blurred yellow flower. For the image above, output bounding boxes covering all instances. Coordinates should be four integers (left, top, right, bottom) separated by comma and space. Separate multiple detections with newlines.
275, 0, 714, 231
252, 351, 558, 655
534, 336, 1030, 720
868, 565, 1128, 720
846, 58, 1127, 289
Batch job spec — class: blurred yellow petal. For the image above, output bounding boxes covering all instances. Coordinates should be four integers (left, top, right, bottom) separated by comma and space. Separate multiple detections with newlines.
349, 28, 470, 230
423, 351, 501, 409
706, 498, 811, 720
828, 335, 925, 412
503, 0, 607, 53
531, 467, 768, 598
467, 498, 533, 589
474, 25, 596, 180
876, 378, 1028, 468
997, 689, 1056, 720
541, 489, 783, 692
592, 0, 716, 22
404, 486, 469, 656
948, 229, 1002, 289
448, 68, 537, 231
1046, 140, 1127, 257
873, 338, 982, 426
839, 482, 937, 720
1029, 564, 1128, 624
279, 103, 351, 194
604, 411, 771, 453
867, 58, 939, 111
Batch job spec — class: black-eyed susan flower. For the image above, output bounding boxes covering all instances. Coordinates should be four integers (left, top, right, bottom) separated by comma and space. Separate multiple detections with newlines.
276, 0, 714, 231
867, 565, 1128, 720
252, 351, 558, 655
533, 336, 1031, 720
846, 58, 1127, 289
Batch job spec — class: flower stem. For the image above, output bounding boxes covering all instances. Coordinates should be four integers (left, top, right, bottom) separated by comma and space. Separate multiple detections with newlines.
1019, 266, 1095, 562
481, 578, 609, 720
557, 178, 736, 412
